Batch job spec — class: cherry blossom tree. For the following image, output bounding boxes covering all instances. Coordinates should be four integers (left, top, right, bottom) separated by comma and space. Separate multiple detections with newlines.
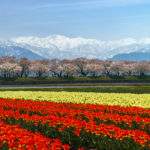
30, 60, 50, 77
86, 64, 104, 76
49, 59, 63, 77
123, 61, 137, 76
0, 62, 21, 78
62, 63, 78, 77
0, 56, 150, 78
17, 58, 31, 77
49, 59, 77, 77
134, 61, 150, 76
110, 61, 126, 76
0, 56, 16, 64
73, 58, 89, 76
103, 60, 113, 76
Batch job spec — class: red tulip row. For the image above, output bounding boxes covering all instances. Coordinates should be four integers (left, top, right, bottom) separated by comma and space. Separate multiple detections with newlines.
1, 98, 150, 117
1, 98, 150, 149
0, 120, 70, 150
1, 98, 150, 129
2, 108, 150, 147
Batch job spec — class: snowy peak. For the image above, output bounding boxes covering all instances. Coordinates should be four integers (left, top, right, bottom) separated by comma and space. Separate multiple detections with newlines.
12, 35, 104, 50
11, 35, 143, 60
12, 35, 141, 53
0, 40, 44, 60
0, 40, 19, 47
0, 35, 149, 60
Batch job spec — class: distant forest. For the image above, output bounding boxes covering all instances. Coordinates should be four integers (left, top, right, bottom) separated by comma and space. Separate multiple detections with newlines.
0, 56, 149, 78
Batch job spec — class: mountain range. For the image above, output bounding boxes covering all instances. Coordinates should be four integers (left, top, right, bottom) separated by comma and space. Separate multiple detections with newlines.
0, 35, 150, 61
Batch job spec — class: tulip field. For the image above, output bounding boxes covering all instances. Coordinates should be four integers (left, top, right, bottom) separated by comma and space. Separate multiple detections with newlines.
0, 91, 150, 108
0, 90, 150, 149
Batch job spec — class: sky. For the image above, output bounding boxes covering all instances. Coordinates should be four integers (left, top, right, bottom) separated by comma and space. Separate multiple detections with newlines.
1, 0, 150, 41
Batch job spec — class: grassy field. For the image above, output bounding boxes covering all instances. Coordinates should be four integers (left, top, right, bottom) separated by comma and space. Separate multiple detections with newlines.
0, 87, 150, 108
1, 75, 150, 82
0, 86, 150, 93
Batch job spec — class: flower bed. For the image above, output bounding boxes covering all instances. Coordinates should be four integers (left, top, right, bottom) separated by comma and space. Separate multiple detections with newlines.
0, 98, 150, 149
1, 91, 150, 108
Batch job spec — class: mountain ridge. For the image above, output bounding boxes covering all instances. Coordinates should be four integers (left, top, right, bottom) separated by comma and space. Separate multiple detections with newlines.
0, 35, 150, 60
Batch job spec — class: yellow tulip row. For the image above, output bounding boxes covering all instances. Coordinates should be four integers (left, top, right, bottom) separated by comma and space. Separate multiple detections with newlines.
0, 91, 150, 108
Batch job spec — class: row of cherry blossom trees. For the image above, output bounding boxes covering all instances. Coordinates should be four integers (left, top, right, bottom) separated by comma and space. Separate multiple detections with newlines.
0, 56, 149, 78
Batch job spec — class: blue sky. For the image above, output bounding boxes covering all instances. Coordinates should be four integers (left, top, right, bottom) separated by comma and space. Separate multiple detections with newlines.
1, 0, 150, 40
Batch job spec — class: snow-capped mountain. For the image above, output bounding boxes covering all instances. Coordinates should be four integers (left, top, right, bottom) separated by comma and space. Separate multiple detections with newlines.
0, 40, 44, 60
108, 43, 150, 61
12, 35, 106, 59
0, 35, 150, 60
11, 35, 143, 60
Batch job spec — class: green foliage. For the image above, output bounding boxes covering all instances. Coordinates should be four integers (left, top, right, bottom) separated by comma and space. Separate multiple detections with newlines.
0, 141, 9, 150
0, 75, 150, 82
1, 86, 150, 94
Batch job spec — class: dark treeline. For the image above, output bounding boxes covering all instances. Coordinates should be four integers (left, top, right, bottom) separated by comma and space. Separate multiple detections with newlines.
0, 56, 149, 78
